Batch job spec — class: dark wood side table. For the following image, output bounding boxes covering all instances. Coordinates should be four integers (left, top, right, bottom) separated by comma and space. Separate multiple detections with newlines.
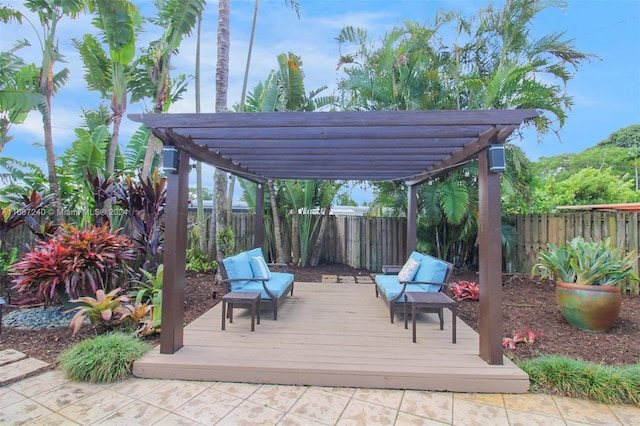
221, 292, 261, 331
404, 292, 457, 343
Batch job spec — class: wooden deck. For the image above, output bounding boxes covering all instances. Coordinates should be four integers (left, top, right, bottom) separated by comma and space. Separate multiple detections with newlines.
133, 282, 529, 393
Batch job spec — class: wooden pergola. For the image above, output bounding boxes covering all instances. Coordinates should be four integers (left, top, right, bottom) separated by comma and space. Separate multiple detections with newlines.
129, 109, 539, 365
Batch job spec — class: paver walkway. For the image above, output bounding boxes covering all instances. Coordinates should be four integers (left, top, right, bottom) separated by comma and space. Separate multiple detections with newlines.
0, 349, 49, 387
2, 368, 639, 425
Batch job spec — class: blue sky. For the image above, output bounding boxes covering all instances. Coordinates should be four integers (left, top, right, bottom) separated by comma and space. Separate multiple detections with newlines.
1, 0, 639, 204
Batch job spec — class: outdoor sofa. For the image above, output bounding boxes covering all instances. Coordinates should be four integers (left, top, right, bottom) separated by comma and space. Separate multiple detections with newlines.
374, 251, 454, 323
222, 248, 294, 320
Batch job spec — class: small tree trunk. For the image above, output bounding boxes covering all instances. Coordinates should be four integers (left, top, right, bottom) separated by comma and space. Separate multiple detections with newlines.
268, 179, 285, 263
290, 211, 300, 265
309, 205, 331, 266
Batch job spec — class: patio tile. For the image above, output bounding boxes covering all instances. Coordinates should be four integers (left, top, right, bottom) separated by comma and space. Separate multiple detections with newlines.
503, 393, 562, 418
394, 411, 449, 425
454, 392, 505, 407
170, 387, 243, 424
505, 409, 566, 426
0, 349, 27, 366
353, 388, 404, 410
0, 357, 49, 385
317, 385, 356, 398
92, 399, 171, 425
110, 377, 168, 399
451, 398, 510, 426
211, 380, 261, 399
337, 398, 397, 425
340, 276, 356, 283
138, 379, 209, 411
322, 275, 338, 283
31, 380, 111, 411
0, 399, 53, 425
553, 396, 623, 424
609, 403, 640, 426
355, 276, 374, 284
27, 412, 81, 425
289, 387, 351, 425
153, 412, 207, 425
216, 399, 285, 425
0, 387, 26, 409
400, 391, 452, 423
55, 389, 135, 425
248, 384, 307, 411
9, 371, 70, 398
277, 413, 327, 425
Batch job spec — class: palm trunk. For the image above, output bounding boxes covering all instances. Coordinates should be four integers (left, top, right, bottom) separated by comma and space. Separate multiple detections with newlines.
268, 179, 285, 263
309, 205, 331, 266
213, 0, 230, 264
41, 63, 62, 224
290, 211, 300, 265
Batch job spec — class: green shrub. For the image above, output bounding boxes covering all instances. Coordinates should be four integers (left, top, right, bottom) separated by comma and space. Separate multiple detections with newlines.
519, 355, 640, 407
186, 249, 218, 273
58, 331, 151, 383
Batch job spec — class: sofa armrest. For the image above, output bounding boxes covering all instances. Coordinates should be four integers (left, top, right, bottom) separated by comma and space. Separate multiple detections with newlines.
221, 277, 268, 284
268, 262, 288, 272
382, 265, 402, 275
399, 280, 447, 287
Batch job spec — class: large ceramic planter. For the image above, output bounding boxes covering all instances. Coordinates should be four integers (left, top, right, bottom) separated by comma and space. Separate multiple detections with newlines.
556, 281, 622, 332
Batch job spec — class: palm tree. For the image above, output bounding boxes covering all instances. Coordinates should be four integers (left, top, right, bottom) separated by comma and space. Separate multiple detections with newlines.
0, 41, 48, 151
137, 0, 205, 180
245, 52, 336, 265
337, 1, 592, 263
1, 1, 85, 223
226, 0, 300, 219
212, 0, 230, 264
80, 0, 141, 179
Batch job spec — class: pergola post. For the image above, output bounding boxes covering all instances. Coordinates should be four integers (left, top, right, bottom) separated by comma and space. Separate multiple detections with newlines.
477, 148, 504, 365
254, 182, 264, 248
160, 148, 190, 354
407, 184, 417, 253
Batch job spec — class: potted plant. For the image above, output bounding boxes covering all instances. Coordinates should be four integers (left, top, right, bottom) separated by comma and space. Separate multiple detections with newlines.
532, 237, 639, 332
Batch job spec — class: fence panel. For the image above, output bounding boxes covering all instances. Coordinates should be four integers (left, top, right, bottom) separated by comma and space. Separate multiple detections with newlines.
515, 212, 640, 280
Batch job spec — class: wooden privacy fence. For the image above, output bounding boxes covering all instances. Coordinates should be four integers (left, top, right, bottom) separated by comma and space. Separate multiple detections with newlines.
514, 212, 640, 274
210, 213, 407, 272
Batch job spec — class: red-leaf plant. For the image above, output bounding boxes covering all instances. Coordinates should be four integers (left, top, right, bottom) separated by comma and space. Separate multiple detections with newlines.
10, 223, 136, 306
502, 328, 544, 350
450, 280, 480, 301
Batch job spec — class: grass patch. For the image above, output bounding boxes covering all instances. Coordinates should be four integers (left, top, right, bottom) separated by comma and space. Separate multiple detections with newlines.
58, 331, 152, 383
519, 355, 640, 407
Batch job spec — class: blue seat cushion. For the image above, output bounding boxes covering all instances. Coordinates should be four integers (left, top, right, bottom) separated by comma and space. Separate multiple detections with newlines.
375, 252, 449, 303
375, 274, 443, 303
242, 272, 294, 299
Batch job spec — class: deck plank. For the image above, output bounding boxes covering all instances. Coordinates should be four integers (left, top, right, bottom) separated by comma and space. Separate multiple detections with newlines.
134, 282, 529, 393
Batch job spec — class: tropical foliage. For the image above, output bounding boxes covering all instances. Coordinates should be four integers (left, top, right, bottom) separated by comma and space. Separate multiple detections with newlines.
336, 0, 592, 265
10, 223, 136, 306
66, 287, 130, 334
532, 237, 640, 292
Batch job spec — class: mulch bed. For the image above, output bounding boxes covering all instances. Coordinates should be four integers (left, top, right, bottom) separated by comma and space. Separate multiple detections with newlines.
1, 264, 639, 380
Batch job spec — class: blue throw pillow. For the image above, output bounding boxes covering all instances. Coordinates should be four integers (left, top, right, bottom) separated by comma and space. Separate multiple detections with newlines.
250, 256, 271, 279
414, 255, 448, 288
